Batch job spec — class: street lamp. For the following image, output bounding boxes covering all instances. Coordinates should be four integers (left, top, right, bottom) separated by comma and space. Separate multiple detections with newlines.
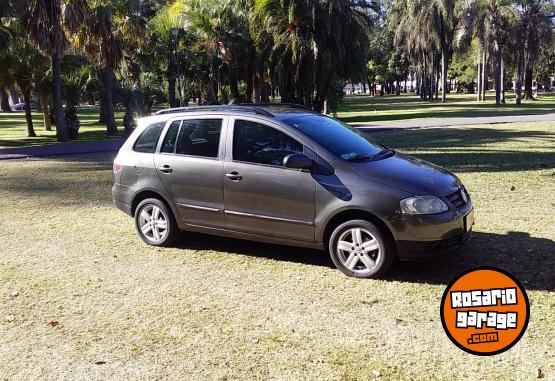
171, 28, 182, 107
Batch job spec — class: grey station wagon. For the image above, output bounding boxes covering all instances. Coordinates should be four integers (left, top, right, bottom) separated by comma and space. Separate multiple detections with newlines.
112, 104, 474, 278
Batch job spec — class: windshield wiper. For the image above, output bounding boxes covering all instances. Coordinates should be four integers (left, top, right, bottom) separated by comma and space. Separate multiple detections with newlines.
346, 153, 376, 162
375, 148, 395, 157
346, 149, 395, 162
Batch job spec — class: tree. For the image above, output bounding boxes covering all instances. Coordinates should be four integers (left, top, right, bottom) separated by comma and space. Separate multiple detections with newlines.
26, 0, 85, 141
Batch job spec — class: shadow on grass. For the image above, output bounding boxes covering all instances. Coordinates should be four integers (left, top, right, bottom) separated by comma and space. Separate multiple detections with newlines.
337, 93, 555, 123
177, 230, 554, 292
368, 127, 555, 172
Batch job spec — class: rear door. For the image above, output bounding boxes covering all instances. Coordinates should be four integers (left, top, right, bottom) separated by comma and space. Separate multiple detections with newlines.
223, 117, 316, 242
154, 115, 227, 229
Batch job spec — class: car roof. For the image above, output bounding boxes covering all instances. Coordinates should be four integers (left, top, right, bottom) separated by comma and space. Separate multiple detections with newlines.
152, 103, 318, 122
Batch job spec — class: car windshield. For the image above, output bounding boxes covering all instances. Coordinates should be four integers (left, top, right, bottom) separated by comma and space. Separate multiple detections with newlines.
283, 115, 387, 161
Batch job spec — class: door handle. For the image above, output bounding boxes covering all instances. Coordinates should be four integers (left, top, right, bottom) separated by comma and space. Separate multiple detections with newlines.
226, 171, 243, 181
158, 165, 172, 173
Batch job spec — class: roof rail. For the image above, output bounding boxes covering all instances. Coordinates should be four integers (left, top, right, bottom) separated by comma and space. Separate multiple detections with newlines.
154, 105, 274, 117
232, 102, 315, 112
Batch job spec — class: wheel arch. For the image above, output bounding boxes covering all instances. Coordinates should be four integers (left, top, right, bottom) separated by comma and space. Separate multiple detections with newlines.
131, 189, 178, 220
322, 209, 397, 253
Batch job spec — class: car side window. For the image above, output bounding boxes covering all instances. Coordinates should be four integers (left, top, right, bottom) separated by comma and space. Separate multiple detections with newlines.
133, 121, 165, 153
233, 120, 303, 166
161, 121, 181, 153
176, 119, 222, 158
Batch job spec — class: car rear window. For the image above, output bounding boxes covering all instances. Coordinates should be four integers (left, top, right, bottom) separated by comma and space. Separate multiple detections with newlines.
133, 121, 165, 153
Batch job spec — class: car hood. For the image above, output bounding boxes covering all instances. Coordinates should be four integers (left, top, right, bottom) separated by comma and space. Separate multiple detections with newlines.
349, 152, 461, 196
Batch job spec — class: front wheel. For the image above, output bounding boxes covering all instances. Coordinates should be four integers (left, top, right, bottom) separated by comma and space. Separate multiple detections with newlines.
134, 198, 178, 247
328, 220, 395, 278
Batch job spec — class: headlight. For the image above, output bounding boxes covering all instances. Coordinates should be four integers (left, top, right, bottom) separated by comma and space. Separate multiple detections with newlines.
400, 195, 448, 214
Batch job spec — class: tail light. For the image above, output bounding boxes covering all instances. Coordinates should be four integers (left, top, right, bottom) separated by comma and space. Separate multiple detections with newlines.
113, 161, 123, 174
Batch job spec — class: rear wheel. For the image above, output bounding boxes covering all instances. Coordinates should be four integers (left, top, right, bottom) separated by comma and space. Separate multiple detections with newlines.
328, 220, 395, 278
134, 198, 178, 247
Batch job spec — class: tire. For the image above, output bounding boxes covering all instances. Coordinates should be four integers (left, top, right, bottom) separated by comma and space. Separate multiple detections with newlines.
328, 219, 395, 278
134, 198, 178, 247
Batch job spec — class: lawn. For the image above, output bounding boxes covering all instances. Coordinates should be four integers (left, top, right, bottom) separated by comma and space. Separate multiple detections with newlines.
0, 122, 554, 380
0, 106, 125, 149
336, 92, 555, 124
1, 92, 554, 149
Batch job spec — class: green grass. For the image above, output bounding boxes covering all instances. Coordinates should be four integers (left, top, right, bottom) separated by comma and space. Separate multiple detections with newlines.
336, 92, 555, 124
0, 106, 126, 149
0, 122, 553, 379
2, 92, 555, 149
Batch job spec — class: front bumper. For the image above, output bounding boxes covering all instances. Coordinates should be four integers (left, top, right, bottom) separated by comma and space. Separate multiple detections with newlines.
393, 206, 474, 260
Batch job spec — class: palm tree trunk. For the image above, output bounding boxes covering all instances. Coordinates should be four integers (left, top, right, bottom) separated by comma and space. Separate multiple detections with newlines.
167, 71, 177, 107
493, 20, 502, 106
229, 71, 241, 102
101, 67, 118, 135
524, 66, 534, 100
1, 88, 11, 112
23, 87, 36, 137
40, 92, 52, 131
515, 53, 523, 105
51, 53, 68, 142
481, 49, 487, 101
477, 46, 482, 101
500, 57, 505, 104
441, 46, 448, 103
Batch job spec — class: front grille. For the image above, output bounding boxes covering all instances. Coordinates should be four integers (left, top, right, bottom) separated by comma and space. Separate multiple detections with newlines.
445, 188, 467, 209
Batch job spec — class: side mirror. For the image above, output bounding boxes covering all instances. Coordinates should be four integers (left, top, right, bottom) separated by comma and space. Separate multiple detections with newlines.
283, 153, 314, 170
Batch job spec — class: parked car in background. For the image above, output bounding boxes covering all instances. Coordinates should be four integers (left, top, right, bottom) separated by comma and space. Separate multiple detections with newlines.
112, 104, 474, 278
13, 101, 36, 111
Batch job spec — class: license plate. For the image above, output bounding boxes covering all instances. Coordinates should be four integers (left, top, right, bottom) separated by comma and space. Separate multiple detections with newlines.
464, 209, 475, 232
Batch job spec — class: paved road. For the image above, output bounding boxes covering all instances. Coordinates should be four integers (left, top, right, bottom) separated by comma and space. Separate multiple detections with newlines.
354, 113, 555, 131
1, 113, 554, 159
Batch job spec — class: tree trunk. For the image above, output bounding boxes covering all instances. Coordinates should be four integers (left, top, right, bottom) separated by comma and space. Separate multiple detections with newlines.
500, 57, 505, 104
493, 20, 502, 106
524, 66, 533, 100
252, 73, 261, 103
441, 46, 448, 103
515, 53, 523, 105
229, 71, 241, 102
477, 46, 482, 101
167, 71, 177, 107
23, 87, 36, 137
40, 92, 52, 131
101, 67, 118, 135
51, 53, 68, 142
481, 49, 487, 101
1, 88, 11, 112
261, 82, 270, 103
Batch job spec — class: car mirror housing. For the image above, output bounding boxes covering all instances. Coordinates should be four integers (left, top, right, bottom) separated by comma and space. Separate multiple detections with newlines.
283, 153, 314, 170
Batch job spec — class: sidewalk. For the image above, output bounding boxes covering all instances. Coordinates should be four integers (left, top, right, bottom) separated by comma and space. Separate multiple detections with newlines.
353, 113, 555, 130
0, 139, 125, 160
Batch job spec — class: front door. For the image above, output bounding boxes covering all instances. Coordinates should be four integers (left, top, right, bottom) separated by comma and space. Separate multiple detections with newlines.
223, 118, 316, 242
154, 116, 227, 229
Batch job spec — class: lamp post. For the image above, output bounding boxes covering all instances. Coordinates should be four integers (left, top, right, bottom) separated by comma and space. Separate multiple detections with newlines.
171, 28, 182, 107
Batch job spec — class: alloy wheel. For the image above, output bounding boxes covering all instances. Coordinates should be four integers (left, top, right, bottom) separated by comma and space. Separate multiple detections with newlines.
336, 227, 381, 275
138, 204, 168, 243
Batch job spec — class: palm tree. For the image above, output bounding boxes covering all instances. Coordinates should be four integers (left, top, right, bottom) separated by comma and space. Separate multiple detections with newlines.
459, 0, 517, 105
514, 0, 552, 101
61, 72, 85, 139
392, 0, 440, 100
77, 4, 122, 135
26, 0, 71, 141
254, 0, 371, 109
